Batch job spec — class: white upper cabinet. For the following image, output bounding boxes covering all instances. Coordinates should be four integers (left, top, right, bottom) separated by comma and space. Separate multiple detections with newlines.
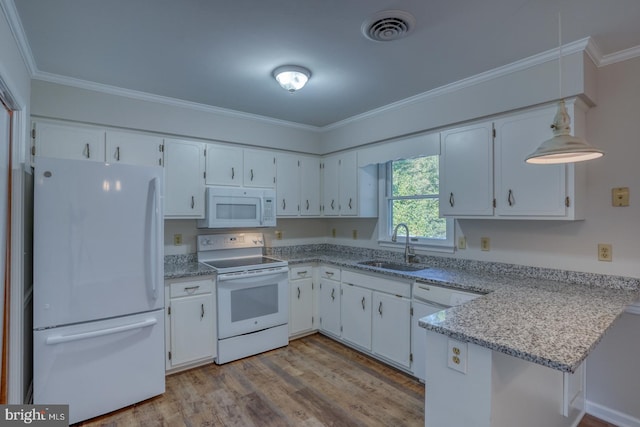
299, 156, 321, 216
276, 153, 321, 217
205, 145, 275, 188
439, 121, 494, 217
205, 145, 243, 186
105, 131, 164, 167
164, 139, 205, 218
33, 121, 105, 162
243, 149, 276, 188
439, 99, 586, 220
494, 103, 584, 219
321, 152, 377, 217
276, 153, 300, 216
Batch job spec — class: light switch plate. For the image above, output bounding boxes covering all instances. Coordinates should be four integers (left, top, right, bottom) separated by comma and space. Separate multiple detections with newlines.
447, 339, 467, 374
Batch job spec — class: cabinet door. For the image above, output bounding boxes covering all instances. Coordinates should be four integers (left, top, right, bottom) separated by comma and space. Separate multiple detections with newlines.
372, 292, 411, 368
105, 131, 163, 167
321, 155, 340, 216
494, 106, 567, 217
339, 152, 358, 216
244, 149, 276, 188
276, 153, 300, 216
340, 284, 372, 350
34, 121, 105, 162
318, 278, 341, 337
169, 293, 215, 366
289, 278, 314, 336
164, 139, 205, 218
300, 156, 321, 216
205, 145, 243, 186
439, 122, 494, 217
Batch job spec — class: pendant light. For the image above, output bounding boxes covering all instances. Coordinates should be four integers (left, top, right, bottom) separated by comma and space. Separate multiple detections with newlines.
525, 11, 603, 164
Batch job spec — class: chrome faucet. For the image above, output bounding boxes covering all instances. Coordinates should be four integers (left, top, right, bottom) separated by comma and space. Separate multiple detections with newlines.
392, 223, 415, 263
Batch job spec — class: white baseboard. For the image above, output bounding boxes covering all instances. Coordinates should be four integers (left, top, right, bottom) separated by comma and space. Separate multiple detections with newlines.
586, 400, 640, 427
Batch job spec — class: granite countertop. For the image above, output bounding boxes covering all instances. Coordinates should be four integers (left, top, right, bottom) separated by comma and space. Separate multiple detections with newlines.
165, 248, 639, 374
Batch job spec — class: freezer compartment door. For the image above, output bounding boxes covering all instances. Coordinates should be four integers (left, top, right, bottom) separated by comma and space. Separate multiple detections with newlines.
33, 157, 164, 329
34, 310, 165, 424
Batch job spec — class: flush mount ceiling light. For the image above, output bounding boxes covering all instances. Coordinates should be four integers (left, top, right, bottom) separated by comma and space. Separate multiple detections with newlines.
273, 65, 311, 93
525, 11, 603, 164
362, 10, 416, 42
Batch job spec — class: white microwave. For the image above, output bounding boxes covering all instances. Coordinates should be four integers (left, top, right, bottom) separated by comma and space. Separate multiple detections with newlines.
197, 186, 276, 229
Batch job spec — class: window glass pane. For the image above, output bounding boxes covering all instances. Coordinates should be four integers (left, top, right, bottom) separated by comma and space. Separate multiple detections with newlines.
391, 198, 447, 240
391, 156, 439, 197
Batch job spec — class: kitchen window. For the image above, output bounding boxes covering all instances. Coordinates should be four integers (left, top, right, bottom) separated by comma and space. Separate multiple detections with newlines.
379, 155, 454, 251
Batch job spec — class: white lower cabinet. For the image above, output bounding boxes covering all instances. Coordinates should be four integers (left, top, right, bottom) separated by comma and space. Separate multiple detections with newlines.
318, 266, 341, 338
289, 265, 315, 338
335, 269, 413, 371
340, 284, 372, 350
372, 292, 411, 369
165, 277, 216, 372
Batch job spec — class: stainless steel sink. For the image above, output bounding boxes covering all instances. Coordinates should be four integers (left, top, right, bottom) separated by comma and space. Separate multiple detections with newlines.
357, 260, 426, 272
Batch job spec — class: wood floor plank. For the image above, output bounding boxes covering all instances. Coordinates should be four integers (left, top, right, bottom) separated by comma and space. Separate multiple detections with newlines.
74, 333, 609, 427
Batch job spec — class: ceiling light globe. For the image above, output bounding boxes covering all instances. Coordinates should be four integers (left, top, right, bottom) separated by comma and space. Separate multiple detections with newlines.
273, 66, 311, 93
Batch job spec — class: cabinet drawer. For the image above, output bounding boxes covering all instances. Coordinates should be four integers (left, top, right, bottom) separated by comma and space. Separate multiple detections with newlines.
290, 265, 313, 280
319, 266, 340, 281
170, 279, 213, 298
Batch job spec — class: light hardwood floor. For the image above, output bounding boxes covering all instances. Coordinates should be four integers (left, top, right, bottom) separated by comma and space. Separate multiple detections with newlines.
75, 333, 615, 427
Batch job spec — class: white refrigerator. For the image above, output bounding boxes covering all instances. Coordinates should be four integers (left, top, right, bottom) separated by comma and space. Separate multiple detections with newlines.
33, 157, 165, 424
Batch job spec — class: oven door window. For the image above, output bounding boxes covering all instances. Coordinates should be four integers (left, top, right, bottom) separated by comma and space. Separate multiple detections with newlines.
230, 284, 278, 322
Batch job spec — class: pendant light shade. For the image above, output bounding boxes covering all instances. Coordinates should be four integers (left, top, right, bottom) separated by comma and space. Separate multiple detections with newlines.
525, 100, 604, 164
273, 65, 311, 93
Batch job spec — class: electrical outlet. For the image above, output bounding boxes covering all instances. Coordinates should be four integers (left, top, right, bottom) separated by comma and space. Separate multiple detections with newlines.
275, 230, 283, 240
352, 229, 358, 239
480, 237, 490, 251
173, 234, 182, 246
598, 243, 612, 261
458, 236, 466, 250
612, 187, 629, 207
332, 228, 336, 238
447, 339, 467, 374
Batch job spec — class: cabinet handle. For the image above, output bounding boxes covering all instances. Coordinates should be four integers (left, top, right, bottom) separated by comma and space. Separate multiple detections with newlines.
306, 200, 309, 210
183, 285, 200, 293
201, 303, 205, 320
449, 192, 454, 207
349, 198, 353, 209
231, 167, 235, 180
378, 301, 383, 316
296, 271, 308, 276
325, 271, 334, 277
191, 196, 195, 209
361, 296, 365, 310
331, 288, 335, 301
331, 199, 335, 210
251, 169, 254, 181
116, 146, 120, 161
85, 143, 90, 159
507, 189, 514, 206
282, 199, 286, 210
297, 287, 301, 299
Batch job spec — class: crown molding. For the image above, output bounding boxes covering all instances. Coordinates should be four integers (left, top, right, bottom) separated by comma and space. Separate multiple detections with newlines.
324, 38, 592, 131
0, 0, 36, 75
599, 45, 640, 67
32, 71, 321, 132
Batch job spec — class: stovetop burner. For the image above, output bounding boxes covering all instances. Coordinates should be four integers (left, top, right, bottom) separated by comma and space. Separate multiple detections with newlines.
202, 256, 283, 270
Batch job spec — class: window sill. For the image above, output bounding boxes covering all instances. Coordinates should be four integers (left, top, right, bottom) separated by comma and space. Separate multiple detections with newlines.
378, 240, 455, 254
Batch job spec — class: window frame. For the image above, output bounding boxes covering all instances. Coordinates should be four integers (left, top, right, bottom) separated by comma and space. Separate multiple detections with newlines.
377, 159, 455, 253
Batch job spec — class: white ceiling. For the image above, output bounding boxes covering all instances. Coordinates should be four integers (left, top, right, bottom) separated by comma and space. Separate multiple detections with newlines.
11, 0, 640, 128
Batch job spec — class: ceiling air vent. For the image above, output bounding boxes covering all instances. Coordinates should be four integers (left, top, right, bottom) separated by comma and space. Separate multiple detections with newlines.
362, 10, 416, 42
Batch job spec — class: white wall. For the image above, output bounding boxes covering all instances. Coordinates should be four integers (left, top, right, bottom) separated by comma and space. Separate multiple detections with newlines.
30, 80, 322, 154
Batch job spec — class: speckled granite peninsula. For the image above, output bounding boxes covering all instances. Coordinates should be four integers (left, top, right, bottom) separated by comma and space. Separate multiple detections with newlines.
167, 244, 640, 374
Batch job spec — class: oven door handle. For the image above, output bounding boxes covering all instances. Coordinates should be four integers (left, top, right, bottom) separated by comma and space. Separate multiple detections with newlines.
217, 267, 289, 282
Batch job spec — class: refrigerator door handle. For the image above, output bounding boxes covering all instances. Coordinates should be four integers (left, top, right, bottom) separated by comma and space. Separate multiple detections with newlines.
147, 177, 161, 299
45, 318, 158, 345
